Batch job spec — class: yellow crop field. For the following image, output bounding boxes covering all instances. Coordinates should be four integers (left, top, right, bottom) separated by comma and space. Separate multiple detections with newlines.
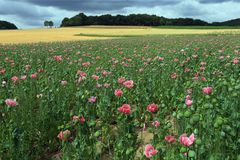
0, 26, 240, 44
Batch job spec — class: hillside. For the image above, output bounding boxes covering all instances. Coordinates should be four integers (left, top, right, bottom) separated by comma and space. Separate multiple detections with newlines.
212, 18, 240, 26
0, 20, 18, 30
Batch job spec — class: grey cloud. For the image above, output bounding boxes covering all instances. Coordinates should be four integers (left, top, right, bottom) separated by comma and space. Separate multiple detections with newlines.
8, 0, 181, 11
198, 0, 240, 4
0, 0, 53, 18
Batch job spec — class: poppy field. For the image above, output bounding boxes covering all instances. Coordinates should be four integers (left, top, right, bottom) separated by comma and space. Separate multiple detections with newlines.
0, 34, 239, 160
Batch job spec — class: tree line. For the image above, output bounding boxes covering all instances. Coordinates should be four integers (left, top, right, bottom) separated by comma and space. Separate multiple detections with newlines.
0, 20, 18, 29
61, 13, 210, 27
60, 13, 240, 27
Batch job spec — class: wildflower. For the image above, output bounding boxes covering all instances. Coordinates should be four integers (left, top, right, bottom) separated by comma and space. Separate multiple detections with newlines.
202, 87, 213, 94
92, 75, 99, 80
54, 55, 62, 61
118, 77, 126, 84
185, 99, 193, 107
144, 144, 158, 158
11, 76, 19, 82
233, 58, 239, 64
165, 135, 176, 143
57, 130, 71, 141
114, 89, 123, 97
31, 73, 38, 79
152, 121, 160, 127
118, 104, 131, 114
179, 133, 195, 147
147, 103, 158, 113
88, 96, 97, 103
123, 80, 134, 88
5, 99, 18, 107
20, 75, 27, 80
61, 80, 68, 86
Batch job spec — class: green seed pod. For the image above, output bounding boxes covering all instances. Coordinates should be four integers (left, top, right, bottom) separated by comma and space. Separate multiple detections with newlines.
233, 92, 238, 97
177, 112, 183, 119
192, 114, 200, 122
221, 131, 225, 137
212, 98, 217, 103
172, 112, 177, 117
194, 128, 198, 134
180, 147, 187, 153
205, 95, 210, 99
184, 110, 191, 118
195, 139, 202, 145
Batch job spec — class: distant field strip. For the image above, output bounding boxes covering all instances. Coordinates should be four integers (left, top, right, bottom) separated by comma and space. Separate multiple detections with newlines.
0, 26, 240, 44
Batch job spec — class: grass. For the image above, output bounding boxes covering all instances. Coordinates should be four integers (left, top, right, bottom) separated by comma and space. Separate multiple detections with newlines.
153, 26, 240, 29
0, 26, 240, 44
75, 33, 143, 37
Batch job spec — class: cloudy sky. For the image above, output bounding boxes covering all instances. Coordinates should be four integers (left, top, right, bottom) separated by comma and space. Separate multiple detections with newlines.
0, 0, 240, 28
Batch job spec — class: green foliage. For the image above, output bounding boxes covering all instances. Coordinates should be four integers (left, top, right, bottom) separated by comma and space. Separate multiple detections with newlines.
0, 20, 18, 29
60, 13, 240, 27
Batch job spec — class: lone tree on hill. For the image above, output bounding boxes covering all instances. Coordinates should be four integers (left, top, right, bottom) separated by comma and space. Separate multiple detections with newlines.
44, 20, 54, 28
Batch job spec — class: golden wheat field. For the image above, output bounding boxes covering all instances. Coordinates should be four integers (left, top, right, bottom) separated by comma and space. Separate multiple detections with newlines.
1, 26, 240, 44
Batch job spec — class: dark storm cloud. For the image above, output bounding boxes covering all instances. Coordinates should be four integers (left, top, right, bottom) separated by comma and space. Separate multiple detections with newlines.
0, 0, 53, 18
198, 0, 240, 3
8, 0, 181, 11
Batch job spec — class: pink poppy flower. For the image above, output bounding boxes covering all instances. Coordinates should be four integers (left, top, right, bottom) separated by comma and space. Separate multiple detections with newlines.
25, 65, 30, 71
72, 116, 85, 124
0, 69, 5, 75
114, 89, 123, 97
158, 57, 164, 61
103, 83, 110, 88
202, 87, 213, 94
72, 115, 79, 121
61, 80, 68, 86
31, 73, 38, 79
171, 73, 178, 79
11, 76, 19, 82
82, 62, 90, 67
144, 144, 158, 158
185, 95, 191, 100
5, 99, 18, 107
179, 133, 195, 147
185, 99, 193, 107
152, 121, 160, 127
54, 55, 62, 61
96, 84, 102, 88
77, 70, 86, 77
57, 130, 71, 141
118, 104, 131, 114
165, 135, 176, 143
233, 58, 239, 64
118, 77, 126, 84
187, 89, 193, 95
80, 116, 85, 124
92, 75, 99, 80
20, 75, 27, 80
147, 103, 158, 113
78, 76, 86, 82
88, 96, 97, 103
123, 80, 134, 88
201, 77, 207, 81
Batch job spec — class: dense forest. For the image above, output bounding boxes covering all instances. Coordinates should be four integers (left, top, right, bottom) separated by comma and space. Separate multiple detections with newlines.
61, 13, 240, 27
0, 20, 18, 29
